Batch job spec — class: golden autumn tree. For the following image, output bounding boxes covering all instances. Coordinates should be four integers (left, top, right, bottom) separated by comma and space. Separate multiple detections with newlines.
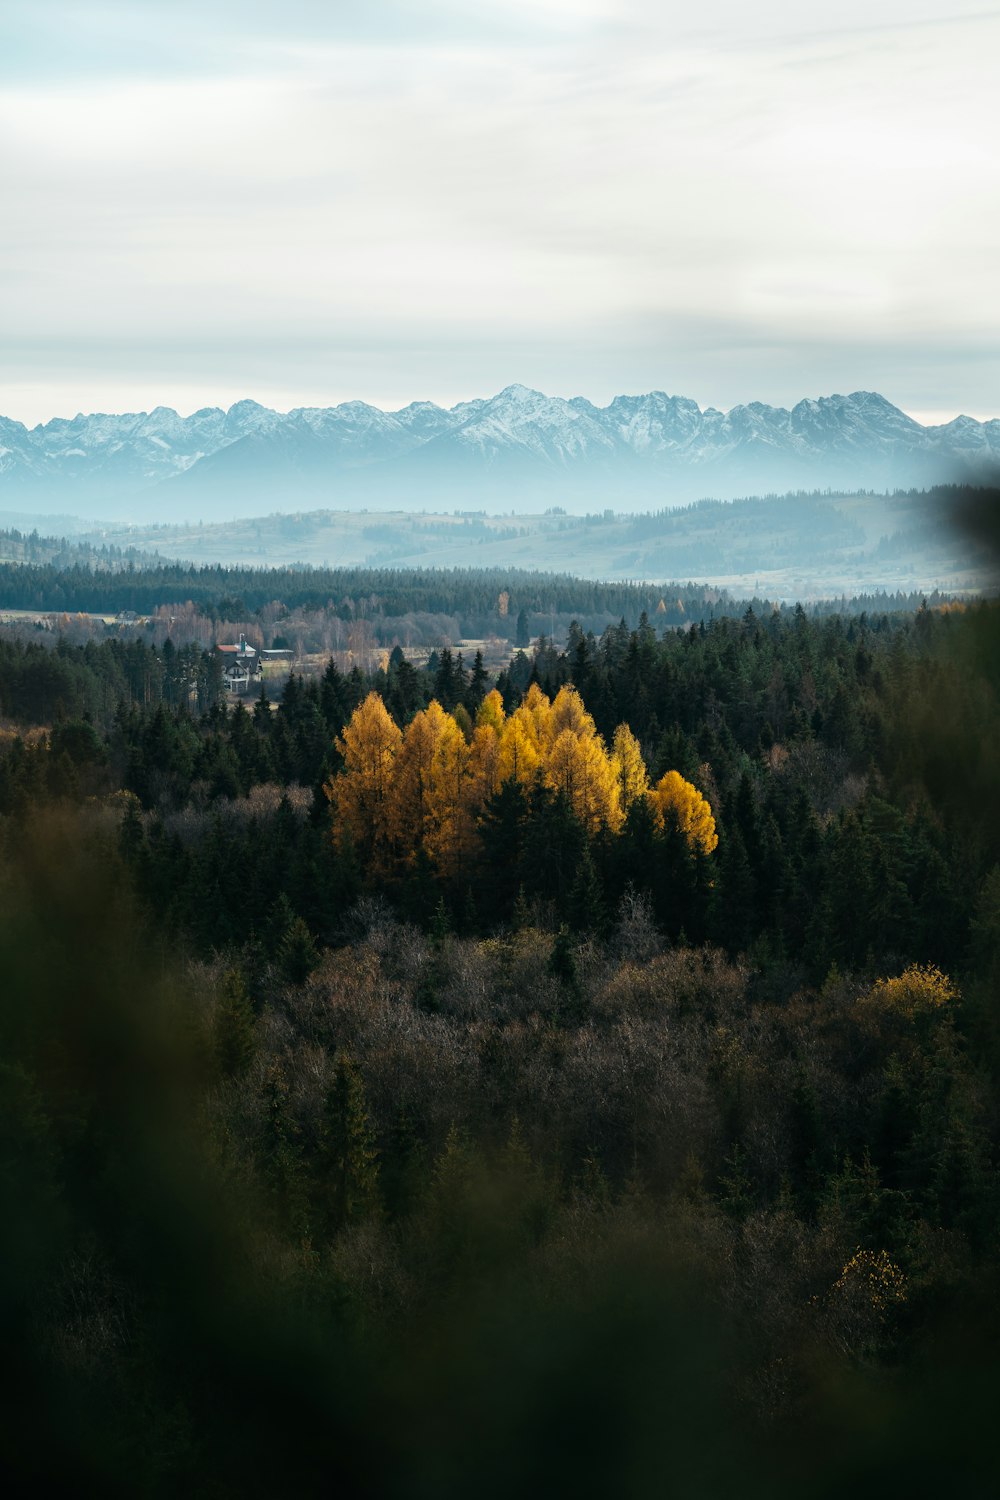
858, 964, 958, 1036
548, 684, 594, 747
544, 727, 622, 834
611, 723, 649, 816
388, 700, 473, 873
647, 770, 718, 855
469, 728, 501, 808
530, 683, 622, 833
476, 688, 506, 735
467, 689, 507, 807
497, 704, 542, 788
522, 682, 555, 750
325, 692, 402, 862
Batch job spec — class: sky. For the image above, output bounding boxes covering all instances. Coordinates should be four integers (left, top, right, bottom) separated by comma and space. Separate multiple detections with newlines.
2, 0, 998, 426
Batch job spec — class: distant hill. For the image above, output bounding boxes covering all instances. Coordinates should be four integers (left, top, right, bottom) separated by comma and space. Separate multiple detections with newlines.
2, 386, 999, 523
64, 485, 998, 602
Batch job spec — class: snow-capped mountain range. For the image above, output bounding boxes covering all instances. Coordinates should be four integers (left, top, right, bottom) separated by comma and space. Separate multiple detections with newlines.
1, 385, 998, 522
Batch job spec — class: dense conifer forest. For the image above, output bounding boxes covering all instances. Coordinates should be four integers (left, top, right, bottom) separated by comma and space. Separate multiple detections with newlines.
3, 596, 1000, 1492
0, 545, 723, 621
0, 527, 957, 636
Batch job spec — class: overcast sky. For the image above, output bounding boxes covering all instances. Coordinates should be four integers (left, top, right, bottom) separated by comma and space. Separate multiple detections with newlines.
2, 1, 998, 425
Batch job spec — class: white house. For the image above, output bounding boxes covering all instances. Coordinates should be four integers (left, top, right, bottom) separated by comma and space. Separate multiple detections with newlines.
217, 635, 263, 694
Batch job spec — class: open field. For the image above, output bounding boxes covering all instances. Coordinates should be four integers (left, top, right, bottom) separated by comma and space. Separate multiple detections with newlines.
0, 607, 125, 626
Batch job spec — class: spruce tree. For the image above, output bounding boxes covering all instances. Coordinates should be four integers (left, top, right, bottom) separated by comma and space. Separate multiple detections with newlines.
568, 845, 606, 937
214, 968, 256, 1078
279, 916, 320, 986
466, 649, 489, 712
321, 1055, 380, 1232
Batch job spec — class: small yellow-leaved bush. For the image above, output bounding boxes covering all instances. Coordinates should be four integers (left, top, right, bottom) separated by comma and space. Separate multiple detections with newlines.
867, 963, 958, 1020
832, 1247, 907, 1314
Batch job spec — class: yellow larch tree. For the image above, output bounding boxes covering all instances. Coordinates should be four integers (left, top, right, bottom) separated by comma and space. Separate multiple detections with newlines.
325, 692, 402, 860
327, 686, 692, 868
476, 688, 506, 735
522, 682, 555, 751
647, 770, 718, 855
611, 723, 649, 816
388, 700, 472, 873
387, 703, 439, 853
469, 719, 503, 808
544, 727, 622, 834
497, 704, 542, 788
548, 683, 596, 748
469, 689, 506, 808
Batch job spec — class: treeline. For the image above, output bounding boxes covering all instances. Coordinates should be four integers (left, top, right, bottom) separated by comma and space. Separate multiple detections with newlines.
0, 533, 959, 635
0, 525, 157, 570
0, 554, 716, 622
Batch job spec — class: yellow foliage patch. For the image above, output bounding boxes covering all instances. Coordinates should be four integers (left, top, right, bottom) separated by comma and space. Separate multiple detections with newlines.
326, 689, 714, 872
646, 770, 718, 855
866, 963, 958, 1019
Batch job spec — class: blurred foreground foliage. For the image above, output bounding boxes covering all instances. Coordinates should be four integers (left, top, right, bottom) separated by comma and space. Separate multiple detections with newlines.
2, 821, 1000, 1495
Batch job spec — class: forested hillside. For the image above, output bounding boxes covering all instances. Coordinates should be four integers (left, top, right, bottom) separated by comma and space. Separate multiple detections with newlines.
69, 483, 994, 601
3, 600, 1000, 1491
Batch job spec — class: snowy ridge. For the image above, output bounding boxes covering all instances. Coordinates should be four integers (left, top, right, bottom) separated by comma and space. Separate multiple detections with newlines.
0, 386, 998, 522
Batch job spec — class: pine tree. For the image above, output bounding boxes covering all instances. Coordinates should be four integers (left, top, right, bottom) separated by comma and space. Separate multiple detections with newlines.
279, 916, 320, 986
433, 648, 458, 710
430, 896, 452, 947
466, 649, 489, 712
260, 1062, 307, 1235
382, 1104, 428, 1219
568, 845, 606, 937
320, 1055, 380, 1232
214, 968, 256, 1078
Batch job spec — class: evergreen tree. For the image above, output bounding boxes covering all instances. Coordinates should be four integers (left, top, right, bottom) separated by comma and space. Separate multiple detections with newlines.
260, 1062, 307, 1235
568, 845, 606, 937
466, 649, 489, 712
214, 968, 256, 1078
279, 915, 320, 986
320, 1055, 380, 1232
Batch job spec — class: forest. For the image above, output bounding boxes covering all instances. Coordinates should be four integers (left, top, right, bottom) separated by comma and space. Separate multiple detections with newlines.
3, 597, 1000, 1493
0, 525, 960, 640
0, 543, 726, 622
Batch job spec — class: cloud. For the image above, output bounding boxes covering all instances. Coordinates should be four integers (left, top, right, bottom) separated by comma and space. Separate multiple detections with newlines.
1, 3, 998, 422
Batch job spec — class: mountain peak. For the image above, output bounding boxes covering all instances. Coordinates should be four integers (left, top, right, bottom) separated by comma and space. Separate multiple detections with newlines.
494, 384, 547, 403
227, 399, 271, 417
